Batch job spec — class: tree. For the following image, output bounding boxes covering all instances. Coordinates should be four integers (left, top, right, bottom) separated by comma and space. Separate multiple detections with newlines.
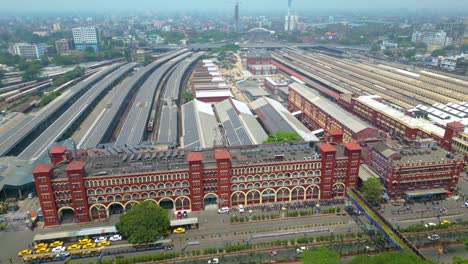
263, 131, 301, 144
349, 251, 434, 264
371, 44, 381, 52
404, 49, 417, 59
453, 256, 468, 264
461, 44, 468, 53
301, 247, 340, 264
431, 49, 447, 57
361, 178, 383, 205
183, 90, 193, 103
116, 201, 170, 244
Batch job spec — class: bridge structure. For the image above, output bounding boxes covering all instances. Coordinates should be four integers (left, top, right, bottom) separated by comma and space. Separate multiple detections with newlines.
346, 188, 426, 259
150, 43, 371, 52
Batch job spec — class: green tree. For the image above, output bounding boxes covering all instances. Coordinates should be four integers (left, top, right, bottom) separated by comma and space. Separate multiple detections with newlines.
183, 90, 193, 103
453, 256, 468, 264
349, 251, 434, 264
263, 130, 301, 144
461, 44, 468, 53
116, 201, 170, 244
371, 44, 381, 52
301, 247, 340, 264
404, 49, 417, 59
361, 178, 383, 205
431, 49, 447, 57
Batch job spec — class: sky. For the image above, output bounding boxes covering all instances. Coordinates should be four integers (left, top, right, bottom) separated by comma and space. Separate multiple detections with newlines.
2, 0, 468, 13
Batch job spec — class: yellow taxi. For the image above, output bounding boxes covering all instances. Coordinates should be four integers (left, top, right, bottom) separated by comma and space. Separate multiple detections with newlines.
67, 244, 81, 251
49, 240, 64, 247
78, 238, 92, 245
82, 242, 96, 249
23, 256, 38, 262
17, 249, 32, 257
33, 243, 48, 250
40, 254, 55, 260
173, 227, 186, 234
97, 240, 111, 247
71, 250, 84, 256
85, 249, 101, 255
441, 220, 451, 225
35, 247, 50, 254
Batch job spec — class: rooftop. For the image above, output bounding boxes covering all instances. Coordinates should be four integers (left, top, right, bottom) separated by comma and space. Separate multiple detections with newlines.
51, 142, 350, 179
357, 96, 445, 137
370, 141, 460, 164
250, 97, 319, 142
290, 83, 372, 134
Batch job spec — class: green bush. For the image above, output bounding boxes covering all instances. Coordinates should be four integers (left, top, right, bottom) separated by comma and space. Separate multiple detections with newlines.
204, 247, 217, 254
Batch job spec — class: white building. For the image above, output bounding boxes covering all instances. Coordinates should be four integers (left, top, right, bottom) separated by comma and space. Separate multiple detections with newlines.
411, 30, 451, 47
284, 14, 299, 31
10, 43, 48, 59
72, 26, 99, 51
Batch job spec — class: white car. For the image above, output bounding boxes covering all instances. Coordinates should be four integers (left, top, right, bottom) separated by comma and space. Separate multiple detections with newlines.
425, 222, 437, 228
208, 258, 219, 264
428, 234, 440, 241
109, 234, 122, 241
238, 205, 245, 213
218, 207, 230, 214
51, 246, 66, 253
94, 236, 107, 243
296, 246, 308, 254
56, 252, 70, 258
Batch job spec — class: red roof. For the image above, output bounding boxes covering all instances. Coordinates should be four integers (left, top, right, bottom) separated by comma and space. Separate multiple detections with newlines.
32, 163, 54, 174
329, 128, 343, 136
187, 152, 203, 162
447, 121, 465, 129
50, 145, 67, 154
319, 143, 336, 153
344, 142, 362, 151
66, 160, 85, 171
214, 150, 231, 160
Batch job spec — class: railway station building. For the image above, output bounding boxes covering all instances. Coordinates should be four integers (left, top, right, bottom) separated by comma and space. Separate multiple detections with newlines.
362, 141, 464, 199
33, 141, 362, 226
288, 82, 380, 143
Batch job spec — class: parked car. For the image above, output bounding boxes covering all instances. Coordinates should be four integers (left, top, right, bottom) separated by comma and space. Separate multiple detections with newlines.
208, 258, 219, 264
97, 240, 111, 247
177, 211, 183, 219
17, 249, 32, 257
441, 220, 451, 225
67, 244, 81, 251
428, 234, 440, 241
49, 241, 63, 247
269, 250, 277, 256
165, 245, 174, 250
296, 246, 308, 254
55, 252, 70, 259
238, 204, 245, 213
218, 207, 230, 214
424, 222, 437, 228
51, 246, 66, 253
94, 236, 107, 243
28, 192, 36, 199
183, 211, 188, 218
173, 227, 186, 234
109, 234, 122, 241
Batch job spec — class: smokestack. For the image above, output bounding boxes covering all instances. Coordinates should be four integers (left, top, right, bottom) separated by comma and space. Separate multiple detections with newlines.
288, 0, 292, 8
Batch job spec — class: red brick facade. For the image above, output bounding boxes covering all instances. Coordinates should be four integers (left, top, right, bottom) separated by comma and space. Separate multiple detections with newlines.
33, 143, 361, 226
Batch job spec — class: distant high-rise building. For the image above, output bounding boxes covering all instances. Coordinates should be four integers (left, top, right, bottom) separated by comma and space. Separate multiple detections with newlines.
437, 21, 465, 46
55, 39, 69, 54
284, 0, 298, 31
10, 43, 48, 59
53, 22, 61, 31
72, 26, 99, 51
411, 30, 451, 48
285, 15, 299, 31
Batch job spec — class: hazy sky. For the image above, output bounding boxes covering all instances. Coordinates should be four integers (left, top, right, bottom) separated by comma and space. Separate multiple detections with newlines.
2, 0, 468, 13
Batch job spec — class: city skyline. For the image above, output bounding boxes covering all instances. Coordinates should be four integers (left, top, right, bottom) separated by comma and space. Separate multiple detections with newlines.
2, 0, 468, 14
